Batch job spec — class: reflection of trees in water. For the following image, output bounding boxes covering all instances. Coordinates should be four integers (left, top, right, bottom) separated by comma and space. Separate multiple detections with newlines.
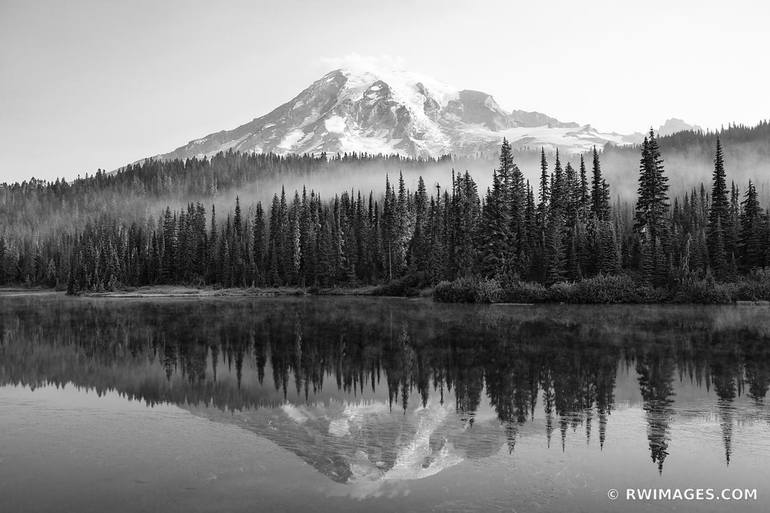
709, 331, 743, 467
634, 348, 676, 474
745, 352, 770, 403
1, 299, 770, 472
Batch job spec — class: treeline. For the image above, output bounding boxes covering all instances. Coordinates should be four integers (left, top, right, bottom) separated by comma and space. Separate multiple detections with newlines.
3, 121, 768, 238
625, 120, 770, 158
1, 131, 770, 295
0, 151, 453, 237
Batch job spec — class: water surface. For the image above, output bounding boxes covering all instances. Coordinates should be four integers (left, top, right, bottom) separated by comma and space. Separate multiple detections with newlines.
1, 294, 769, 512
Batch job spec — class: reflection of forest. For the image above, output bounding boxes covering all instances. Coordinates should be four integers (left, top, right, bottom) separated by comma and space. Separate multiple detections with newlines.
1, 296, 769, 477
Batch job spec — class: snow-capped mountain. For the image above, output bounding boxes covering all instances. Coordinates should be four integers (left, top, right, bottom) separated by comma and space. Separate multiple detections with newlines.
157, 66, 640, 161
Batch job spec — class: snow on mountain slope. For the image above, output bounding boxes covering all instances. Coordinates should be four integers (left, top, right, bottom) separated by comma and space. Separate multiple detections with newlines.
156, 65, 640, 161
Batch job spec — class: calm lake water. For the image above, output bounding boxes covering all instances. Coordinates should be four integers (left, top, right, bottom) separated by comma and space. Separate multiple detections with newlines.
1, 293, 769, 512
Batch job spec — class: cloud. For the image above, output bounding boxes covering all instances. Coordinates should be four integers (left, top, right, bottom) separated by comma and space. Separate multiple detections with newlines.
318, 53, 407, 74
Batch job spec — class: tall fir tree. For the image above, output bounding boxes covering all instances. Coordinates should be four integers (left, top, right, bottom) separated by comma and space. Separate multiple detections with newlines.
479, 170, 509, 277
707, 138, 730, 278
578, 154, 589, 219
590, 147, 610, 220
538, 148, 550, 217
252, 202, 266, 285
634, 130, 670, 285
739, 181, 765, 271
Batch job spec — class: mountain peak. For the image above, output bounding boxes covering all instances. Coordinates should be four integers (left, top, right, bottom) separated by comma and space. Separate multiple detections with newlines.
658, 118, 702, 137
156, 67, 636, 161
333, 65, 460, 107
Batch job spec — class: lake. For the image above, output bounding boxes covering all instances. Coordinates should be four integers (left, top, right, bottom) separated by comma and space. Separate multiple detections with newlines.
1, 293, 769, 512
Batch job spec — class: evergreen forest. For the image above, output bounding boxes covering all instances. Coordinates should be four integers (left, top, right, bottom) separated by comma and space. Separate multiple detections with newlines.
2, 123, 770, 303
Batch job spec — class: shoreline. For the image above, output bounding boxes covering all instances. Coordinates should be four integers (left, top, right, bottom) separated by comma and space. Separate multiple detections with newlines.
2, 285, 769, 305
75, 285, 378, 299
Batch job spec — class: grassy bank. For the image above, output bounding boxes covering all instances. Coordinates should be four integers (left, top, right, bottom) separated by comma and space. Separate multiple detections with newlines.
433, 272, 770, 305
76, 285, 378, 298
19, 273, 770, 305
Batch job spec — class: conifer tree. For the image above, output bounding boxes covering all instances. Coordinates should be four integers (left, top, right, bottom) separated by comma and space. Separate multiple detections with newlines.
498, 138, 514, 195
315, 208, 333, 286
523, 182, 538, 278
551, 150, 564, 212
634, 130, 670, 285
728, 182, 740, 262
538, 148, 550, 217
267, 194, 282, 285
451, 171, 480, 277
252, 202, 266, 285
278, 188, 290, 282
598, 220, 620, 275
578, 155, 589, 218
290, 200, 302, 284
408, 176, 429, 275
0, 236, 8, 285
208, 205, 218, 282
545, 212, 566, 285
428, 190, 446, 283
352, 191, 367, 281
393, 172, 412, 274
506, 146, 528, 276
707, 139, 730, 277
564, 162, 578, 228
160, 207, 176, 283
544, 151, 566, 283
739, 181, 764, 270
590, 147, 609, 220
479, 170, 508, 277
382, 176, 396, 280
232, 196, 244, 285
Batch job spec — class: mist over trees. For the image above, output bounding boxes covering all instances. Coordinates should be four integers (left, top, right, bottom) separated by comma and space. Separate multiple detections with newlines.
0, 152, 455, 236
598, 121, 770, 199
1, 122, 770, 296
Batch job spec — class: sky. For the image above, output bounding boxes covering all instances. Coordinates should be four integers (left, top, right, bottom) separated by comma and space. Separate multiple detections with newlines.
0, 0, 768, 182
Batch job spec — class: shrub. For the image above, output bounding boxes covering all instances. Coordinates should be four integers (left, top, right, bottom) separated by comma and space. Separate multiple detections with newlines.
433, 277, 478, 303
373, 272, 426, 297
433, 277, 506, 303
671, 277, 735, 304
500, 281, 548, 303
547, 281, 576, 303
543, 275, 670, 304
433, 273, 761, 304
473, 278, 503, 303
734, 269, 770, 301
577, 275, 631, 303
635, 284, 670, 303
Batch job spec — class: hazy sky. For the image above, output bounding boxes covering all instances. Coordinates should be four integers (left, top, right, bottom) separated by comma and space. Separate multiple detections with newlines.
1, 0, 767, 182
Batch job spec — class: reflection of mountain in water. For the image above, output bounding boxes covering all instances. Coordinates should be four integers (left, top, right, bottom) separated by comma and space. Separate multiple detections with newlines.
1, 296, 769, 483
185, 399, 478, 486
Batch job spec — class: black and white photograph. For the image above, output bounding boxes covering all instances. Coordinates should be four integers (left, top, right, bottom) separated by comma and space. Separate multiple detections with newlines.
1, 1, 769, 512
